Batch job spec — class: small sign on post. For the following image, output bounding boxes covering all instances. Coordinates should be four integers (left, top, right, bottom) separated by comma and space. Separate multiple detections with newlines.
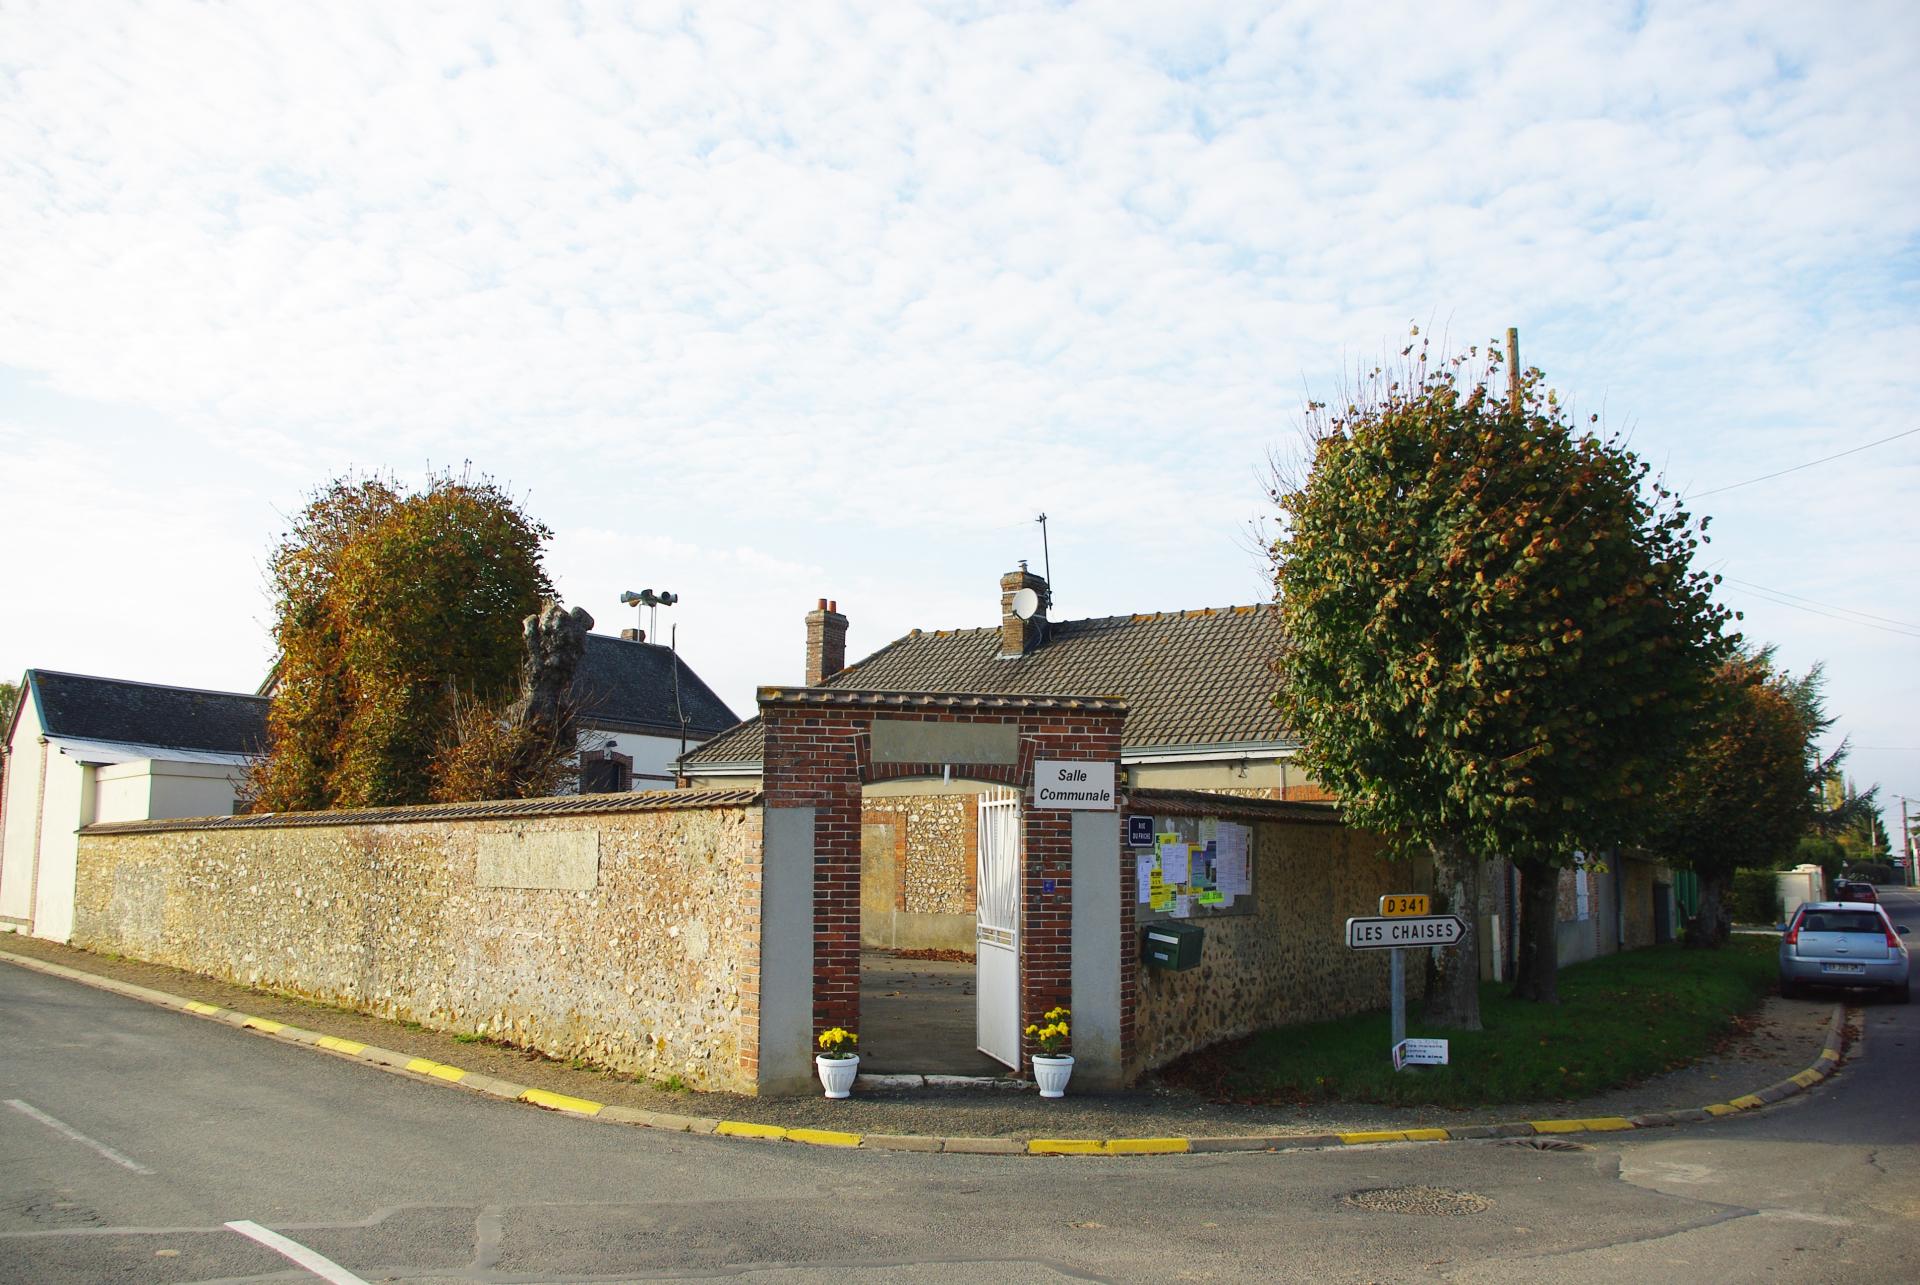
1392, 1038, 1450, 1072
1379, 894, 1430, 916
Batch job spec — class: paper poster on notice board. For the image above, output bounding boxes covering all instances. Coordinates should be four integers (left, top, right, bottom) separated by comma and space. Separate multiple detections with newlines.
1159, 841, 1191, 885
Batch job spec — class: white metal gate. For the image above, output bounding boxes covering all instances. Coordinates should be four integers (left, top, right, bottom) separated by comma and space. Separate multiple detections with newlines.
975, 788, 1022, 1069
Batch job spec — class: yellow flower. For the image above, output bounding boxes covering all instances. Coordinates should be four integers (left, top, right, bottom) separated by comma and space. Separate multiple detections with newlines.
816, 1027, 858, 1057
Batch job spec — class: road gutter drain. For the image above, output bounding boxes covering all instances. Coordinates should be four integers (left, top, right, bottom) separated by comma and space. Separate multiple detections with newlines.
1504, 1137, 1590, 1153
1341, 1186, 1492, 1216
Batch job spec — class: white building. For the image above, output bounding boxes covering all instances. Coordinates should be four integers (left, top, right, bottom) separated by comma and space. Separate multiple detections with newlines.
0, 670, 267, 942
572, 629, 740, 789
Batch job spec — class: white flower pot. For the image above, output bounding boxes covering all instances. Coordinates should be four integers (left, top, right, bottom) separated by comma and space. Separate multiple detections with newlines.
816, 1054, 859, 1099
1032, 1053, 1074, 1098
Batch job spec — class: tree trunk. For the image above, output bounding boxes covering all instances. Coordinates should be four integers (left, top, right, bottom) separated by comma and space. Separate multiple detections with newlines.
1510, 857, 1561, 1003
1685, 869, 1732, 949
1422, 839, 1483, 1030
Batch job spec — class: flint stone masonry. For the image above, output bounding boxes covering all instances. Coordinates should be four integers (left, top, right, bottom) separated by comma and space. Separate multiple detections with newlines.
475, 829, 600, 890
73, 795, 765, 1094
1129, 814, 1431, 1078
860, 793, 978, 951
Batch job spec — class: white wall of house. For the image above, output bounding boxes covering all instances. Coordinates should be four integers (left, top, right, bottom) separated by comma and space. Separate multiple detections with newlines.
28, 746, 89, 943
593, 729, 705, 787
1, 712, 249, 941
0, 700, 48, 925
94, 759, 242, 824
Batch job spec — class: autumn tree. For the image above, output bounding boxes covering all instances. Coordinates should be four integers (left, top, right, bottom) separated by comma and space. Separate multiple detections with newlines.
246, 471, 554, 811
1649, 648, 1836, 948
1270, 333, 1733, 1020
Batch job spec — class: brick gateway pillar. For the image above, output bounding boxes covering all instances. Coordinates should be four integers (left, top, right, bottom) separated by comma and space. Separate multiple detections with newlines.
757, 687, 1127, 1094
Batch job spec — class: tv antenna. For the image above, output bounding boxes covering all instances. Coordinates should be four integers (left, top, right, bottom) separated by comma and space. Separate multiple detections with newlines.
1036, 512, 1053, 600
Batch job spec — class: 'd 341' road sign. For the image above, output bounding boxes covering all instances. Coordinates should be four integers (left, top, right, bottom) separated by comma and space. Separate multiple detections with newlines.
1345, 915, 1466, 950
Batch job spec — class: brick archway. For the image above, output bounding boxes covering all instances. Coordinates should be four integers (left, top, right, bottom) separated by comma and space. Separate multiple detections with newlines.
758, 687, 1126, 1090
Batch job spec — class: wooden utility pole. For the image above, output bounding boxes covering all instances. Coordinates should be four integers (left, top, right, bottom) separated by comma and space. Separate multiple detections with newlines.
1506, 327, 1522, 414
1904, 795, 1914, 887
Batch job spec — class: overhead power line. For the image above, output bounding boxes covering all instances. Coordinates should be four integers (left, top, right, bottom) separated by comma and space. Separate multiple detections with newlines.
1721, 577, 1920, 632
1687, 425, 1920, 499
1722, 578, 1920, 641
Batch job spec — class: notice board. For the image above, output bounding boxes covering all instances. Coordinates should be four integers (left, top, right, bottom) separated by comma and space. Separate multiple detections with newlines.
1129, 814, 1256, 920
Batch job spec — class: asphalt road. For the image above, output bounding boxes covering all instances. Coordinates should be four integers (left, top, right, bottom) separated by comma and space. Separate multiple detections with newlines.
2, 892, 1916, 1283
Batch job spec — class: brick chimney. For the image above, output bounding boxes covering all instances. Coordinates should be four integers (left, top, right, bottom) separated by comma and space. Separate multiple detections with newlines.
620, 627, 646, 643
805, 598, 848, 685
999, 564, 1050, 658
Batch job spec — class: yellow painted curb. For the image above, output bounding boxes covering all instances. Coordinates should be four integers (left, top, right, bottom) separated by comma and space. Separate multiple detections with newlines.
1029, 1138, 1106, 1155
520, 1087, 603, 1116
0, 949, 1854, 1158
715, 1120, 788, 1140
1105, 1137, 1191, 1154
1533, 1117, 1631, 1134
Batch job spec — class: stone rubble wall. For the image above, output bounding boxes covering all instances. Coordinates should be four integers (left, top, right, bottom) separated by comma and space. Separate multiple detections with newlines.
862, 794, 976, 915
1129, 819, 1432, 1077
71, 803, 765, 1094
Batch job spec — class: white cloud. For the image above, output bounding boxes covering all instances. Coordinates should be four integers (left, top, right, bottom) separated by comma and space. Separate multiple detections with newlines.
0, 0, 1915, 789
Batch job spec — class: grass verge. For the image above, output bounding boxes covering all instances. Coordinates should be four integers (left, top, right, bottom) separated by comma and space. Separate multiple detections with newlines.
1164, 937, 1777, 1107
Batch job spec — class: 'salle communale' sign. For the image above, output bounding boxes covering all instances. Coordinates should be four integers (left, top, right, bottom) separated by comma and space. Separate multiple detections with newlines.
1034, 760, 1116, 810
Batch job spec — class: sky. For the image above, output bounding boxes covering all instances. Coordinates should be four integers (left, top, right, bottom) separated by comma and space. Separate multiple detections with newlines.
2, 2, 1916, 841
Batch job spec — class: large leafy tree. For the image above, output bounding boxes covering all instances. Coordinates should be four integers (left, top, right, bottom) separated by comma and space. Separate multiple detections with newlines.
246, 471, 554, 811
1651, 648, 1836, 947
1271, 335, 1733, 1020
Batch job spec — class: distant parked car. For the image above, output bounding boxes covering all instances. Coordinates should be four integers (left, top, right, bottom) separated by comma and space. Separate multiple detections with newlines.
1779, 902, 1910, 1003
1837, 880, 1878, 904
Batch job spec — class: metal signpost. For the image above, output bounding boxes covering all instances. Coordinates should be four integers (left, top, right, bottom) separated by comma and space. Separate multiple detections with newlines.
1345, 898, 1464, 1067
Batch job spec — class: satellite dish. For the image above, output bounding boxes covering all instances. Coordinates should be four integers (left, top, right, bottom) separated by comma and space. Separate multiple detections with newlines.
1011, 587, 1041, 620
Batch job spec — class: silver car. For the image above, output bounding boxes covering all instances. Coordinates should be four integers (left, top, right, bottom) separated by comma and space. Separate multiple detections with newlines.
1779, 900, 1910, 1003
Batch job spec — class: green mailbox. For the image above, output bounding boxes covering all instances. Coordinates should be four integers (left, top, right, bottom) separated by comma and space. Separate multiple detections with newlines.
1142, 921, 1204, 971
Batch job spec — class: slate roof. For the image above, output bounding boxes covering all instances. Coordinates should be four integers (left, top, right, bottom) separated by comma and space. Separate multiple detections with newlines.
684, 605, 1289, 768
573, 633, 739, 739
22, 670, 269, 757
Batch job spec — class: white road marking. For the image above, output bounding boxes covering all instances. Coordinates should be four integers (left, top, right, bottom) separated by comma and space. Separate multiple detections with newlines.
4, 1099, 153, 1174
225, 1220, 370, 1285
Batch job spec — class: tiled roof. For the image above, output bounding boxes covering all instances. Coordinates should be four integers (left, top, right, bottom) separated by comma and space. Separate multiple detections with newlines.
1124, 788, 1339, 825
574, 633, 739, 739
684, 605, 1289, 767
82, 787, 761, 834
25, 670, 269, 757
757, 687, 1129, 714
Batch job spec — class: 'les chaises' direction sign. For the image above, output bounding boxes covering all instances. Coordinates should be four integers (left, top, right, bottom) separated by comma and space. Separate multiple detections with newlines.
1344, 914, 1466, 950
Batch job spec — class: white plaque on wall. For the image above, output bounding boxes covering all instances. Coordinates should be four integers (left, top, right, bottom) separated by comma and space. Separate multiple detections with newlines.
1034, 761, 1116, 810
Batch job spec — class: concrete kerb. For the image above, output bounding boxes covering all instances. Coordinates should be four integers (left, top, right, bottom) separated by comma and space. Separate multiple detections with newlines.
0, 949, 1851, 1159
